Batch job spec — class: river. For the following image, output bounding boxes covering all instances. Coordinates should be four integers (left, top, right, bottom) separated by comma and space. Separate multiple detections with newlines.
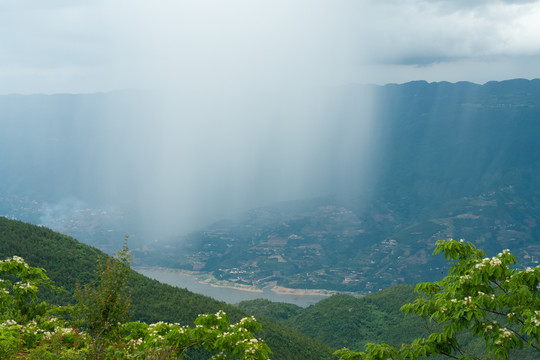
136, 268, 328, 307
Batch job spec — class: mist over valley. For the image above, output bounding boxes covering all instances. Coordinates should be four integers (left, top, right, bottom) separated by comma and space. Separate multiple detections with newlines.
1, 79, 539, 296
2, 3, 540, 358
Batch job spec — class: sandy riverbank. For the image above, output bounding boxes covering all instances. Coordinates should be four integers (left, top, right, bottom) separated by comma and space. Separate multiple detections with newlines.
270, 285, 336, 296
134, 266, 337, 297
134, 266, 263, 293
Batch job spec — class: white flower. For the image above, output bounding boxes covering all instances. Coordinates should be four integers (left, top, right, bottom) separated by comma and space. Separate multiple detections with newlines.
12, 256, 24, 263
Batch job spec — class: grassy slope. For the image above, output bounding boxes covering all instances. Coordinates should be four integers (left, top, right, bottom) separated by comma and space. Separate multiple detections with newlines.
0, 216, 334, 360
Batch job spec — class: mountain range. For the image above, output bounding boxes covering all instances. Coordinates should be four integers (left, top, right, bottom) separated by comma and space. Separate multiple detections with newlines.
139, 79, 540, 292
1, 79, 539, 293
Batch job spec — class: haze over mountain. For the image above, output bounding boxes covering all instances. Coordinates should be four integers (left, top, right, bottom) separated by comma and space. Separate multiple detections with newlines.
0, 88, 377, 243
1, 4, 540, 359
2, 1, 540, 240
1, 78, 539, 296
3, 78, 538, 245
137, 79, 540, 293
1, 2, 540, 296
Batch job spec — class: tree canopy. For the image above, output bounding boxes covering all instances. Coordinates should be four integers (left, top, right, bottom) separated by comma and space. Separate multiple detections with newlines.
336, 239, 540, 360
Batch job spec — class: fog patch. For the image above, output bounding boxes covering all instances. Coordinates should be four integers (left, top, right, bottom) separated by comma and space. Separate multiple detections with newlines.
39, 198, 88, 231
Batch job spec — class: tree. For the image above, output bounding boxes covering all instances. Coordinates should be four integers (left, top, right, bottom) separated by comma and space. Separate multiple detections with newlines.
336, 239, 540, 360
74, 236, 132, 358
0, 255, 54, 324
75, 236, 132, 339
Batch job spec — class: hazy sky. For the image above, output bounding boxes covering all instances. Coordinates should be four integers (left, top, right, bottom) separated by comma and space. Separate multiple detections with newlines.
2, 0, 540, 239
1, 0, 539, 94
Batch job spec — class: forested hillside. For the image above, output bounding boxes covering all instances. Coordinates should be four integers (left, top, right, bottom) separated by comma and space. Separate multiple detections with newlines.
237, 285, 427, 352
237, 247, 539, 360
0, 216, 334, 359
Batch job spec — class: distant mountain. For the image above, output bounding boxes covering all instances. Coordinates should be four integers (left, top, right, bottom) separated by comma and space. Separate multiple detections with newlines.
1, 79, 539, 292
141, 79, 540, 292
0, 216, 335, 360
373, 79, 540, 206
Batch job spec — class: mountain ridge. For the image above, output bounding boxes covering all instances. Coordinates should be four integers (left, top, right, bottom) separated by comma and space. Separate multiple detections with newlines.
1, 78, 539, 293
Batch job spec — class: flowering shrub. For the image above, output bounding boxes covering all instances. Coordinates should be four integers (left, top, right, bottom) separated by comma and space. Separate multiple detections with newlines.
336, 239, 540, 360
118, 312, 270, 359
0, 253, 271, 359
0, 255, 86, 359
0, 255, 53, 323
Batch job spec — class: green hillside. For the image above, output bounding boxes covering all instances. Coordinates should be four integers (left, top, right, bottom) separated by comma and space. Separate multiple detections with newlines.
234, 299, 304, 323
237, 285, 427, 352
0, 216, 334, 359
237, 280, 538, 360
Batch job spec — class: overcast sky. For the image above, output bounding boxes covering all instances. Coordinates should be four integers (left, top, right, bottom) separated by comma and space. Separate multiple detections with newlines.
1, 0, 540, 94
3, 0, 540, 238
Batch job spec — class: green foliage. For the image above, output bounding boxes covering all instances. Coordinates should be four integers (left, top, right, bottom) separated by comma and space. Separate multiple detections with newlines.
253, 317, 335, 359
0, 255, 55, 323
0, 254, 271, 359
234, 299, 338, 359
120, 313, 270, 359
0, 256, 90, 359
0, 217, 103, 305
75, 236, 132, 338
335, 239, 540, 360
0, 217, 333, 359
276, 286, 428, 352
235, 299, 303, 322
